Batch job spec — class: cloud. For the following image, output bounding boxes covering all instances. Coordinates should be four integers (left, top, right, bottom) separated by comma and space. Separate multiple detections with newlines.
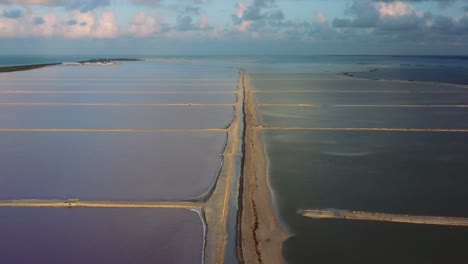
237, 0, 284, 23
62, 11, 119, 38
333, 0, 421, 29
198, 15, 209, 29
0, 0, 110, 12
375, 0, 454, 2
330, 0, 468, 46
333, 0, 380, 28
32, 16, 45, 24
2, 9, 22, 18
93, 11, 118, 38
66, 19, 77, 25
175, 15, 194, 31
182, 6, 200, 15
130, 0, 162, 7
0, 0, 56, 4
174, 13, 212, 31
60, 0, 110, 12
0, 9, 121, 38
231, 0, 285, 38
129, 12, 163, 37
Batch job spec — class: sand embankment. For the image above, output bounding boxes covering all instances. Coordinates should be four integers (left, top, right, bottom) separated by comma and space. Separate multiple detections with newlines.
301, 209, 468, 227
240, 73, 288, 264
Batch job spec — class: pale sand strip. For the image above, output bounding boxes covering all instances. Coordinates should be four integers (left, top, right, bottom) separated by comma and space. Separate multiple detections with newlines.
334, 104, 468, 108
240, 73, 288, 264
0, 103, 235, 107
300, 209, 468, 227
256, 104, 320, 107
0, 199, 200, 209
204, 71, 244, 264
0, 79, 238, 81
258, 127, 468, 133
254, 104, 468, 108
339, 72, 468, 89
2, 83, 236, 87
197, 70, 243, 264
0, 128, 227, 133
0, 91, 234, 94
253, 90, 468, 93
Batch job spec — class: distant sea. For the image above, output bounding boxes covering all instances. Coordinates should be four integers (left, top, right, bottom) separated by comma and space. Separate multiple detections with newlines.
1, 55, 467, 84
0, 55, 142, 67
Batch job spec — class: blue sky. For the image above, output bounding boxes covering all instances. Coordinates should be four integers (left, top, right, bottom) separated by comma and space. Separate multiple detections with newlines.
0, 0, 467, 55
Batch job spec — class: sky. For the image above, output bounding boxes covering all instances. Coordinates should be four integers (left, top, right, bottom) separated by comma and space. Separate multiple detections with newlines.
0, 0, 467, 55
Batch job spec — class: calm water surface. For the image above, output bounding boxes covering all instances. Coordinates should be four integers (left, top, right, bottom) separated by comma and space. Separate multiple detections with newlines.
0, 208, 204, 264
252, 63, 468, 264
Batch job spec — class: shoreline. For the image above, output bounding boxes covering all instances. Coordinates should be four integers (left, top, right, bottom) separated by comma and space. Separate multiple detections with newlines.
0, 58, 143, 73
301, 209, 468, 227
0, 63, 61, 73
240, 73, 288, 263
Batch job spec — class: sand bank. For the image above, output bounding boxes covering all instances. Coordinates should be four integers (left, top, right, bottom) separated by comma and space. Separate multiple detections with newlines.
301, 209, 468, 227
240, 73, 288, 264
0, 63, 60, 73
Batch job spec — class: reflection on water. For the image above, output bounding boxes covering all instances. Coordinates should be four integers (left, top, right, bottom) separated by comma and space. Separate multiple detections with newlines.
0, 208, 204, 264
0, 132, 226, 200
252, 64, 468, 263
353, 67, 468, 85
0, 105, 234, 129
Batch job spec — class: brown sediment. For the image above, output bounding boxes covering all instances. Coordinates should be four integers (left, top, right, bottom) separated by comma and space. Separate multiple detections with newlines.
301, 209, 468, 227
240, 73, 288, 264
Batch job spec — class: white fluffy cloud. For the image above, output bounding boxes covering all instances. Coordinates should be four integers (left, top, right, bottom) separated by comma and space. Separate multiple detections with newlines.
0, 8, 120, 38
129, 12, 163, 37
0, 0, 110, 12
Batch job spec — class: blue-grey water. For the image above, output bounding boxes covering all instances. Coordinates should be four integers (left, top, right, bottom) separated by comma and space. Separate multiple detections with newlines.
0, 57, 239, 263
0, 208, 204, 264
1, 55, 468, 263
248, 57, 468, 264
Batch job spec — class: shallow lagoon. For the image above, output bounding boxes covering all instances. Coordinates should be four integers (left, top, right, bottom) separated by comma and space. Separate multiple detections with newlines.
0, 105, 234, 129
251, 69, 468, 263
257, 106, 468, 129
0, 132, 226, 200
0, 93, 236, 104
